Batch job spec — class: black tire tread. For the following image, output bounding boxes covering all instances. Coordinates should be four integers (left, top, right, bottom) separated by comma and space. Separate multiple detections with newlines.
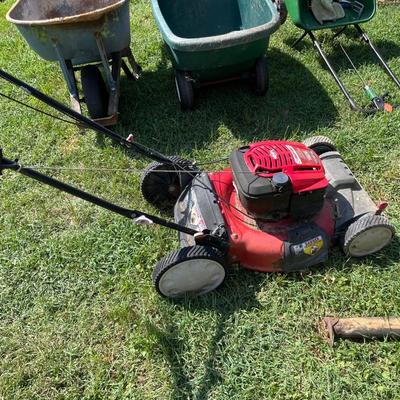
303, 136, 336, 154
343, 214, 395, 257
175, 70, 194, 111
81, 65, 109, 119
152, 245, 227, 297
254, 57, 269, 96
140, 156, 196, 210
303, 135, 336, 151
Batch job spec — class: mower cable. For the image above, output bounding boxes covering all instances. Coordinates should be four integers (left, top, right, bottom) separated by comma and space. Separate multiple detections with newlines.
5, 162, 257, 226
8, 163, 265, 227
195, 157, 229, 166
21, 166, 201, 173
0, 90, 79, 127
19, 166, 268, 175
0, 87, 223, 173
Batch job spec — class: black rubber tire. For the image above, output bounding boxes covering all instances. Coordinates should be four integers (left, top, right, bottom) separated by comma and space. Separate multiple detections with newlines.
140, 156, 196, 211
175, 70, 194, 111
81, 65, 109, 119
254, 57, 269, 96
302, 136, 336, 155
273, 0, 288, 24
153, 245, 227, 298
342, 214, 395, 257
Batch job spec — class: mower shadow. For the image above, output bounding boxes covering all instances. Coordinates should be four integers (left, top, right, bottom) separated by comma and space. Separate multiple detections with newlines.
145, 267, 265, 399
115, 47, 338, 157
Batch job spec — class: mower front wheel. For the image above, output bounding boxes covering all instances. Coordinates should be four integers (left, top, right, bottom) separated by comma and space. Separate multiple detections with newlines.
153, 245, 227, 298
342, 214, 395, 257
303, 136, 336, 155
141, 157, 196, 211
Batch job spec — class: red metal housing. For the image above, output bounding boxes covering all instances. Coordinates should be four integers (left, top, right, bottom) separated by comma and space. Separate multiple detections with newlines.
243, 141, 328, 193
209, 170, 335, 272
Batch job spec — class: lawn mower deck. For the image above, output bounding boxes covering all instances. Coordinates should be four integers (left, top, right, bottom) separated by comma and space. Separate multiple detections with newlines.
151, 136, 394, 297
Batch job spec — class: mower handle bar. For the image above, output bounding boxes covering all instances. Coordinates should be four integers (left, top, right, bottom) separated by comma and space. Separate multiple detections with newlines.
0, 149, 199, 237
0, 69, 174, 166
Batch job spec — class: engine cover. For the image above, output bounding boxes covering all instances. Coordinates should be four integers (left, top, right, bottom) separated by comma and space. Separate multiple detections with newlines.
230, 141, 329, 219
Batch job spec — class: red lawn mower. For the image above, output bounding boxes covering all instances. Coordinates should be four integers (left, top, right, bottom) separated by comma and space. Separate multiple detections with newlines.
0, 69, 395, 298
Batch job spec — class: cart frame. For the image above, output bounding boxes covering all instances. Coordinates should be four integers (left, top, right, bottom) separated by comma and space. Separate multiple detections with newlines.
7, 0, 141, 125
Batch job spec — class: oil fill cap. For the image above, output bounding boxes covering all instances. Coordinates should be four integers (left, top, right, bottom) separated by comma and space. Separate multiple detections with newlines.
272, 172, 290, 189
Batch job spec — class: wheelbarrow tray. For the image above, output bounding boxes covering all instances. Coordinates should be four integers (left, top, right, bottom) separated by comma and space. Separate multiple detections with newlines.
286, 0, 376, 31
6, 0, 130, 65
151, 0, 280, 81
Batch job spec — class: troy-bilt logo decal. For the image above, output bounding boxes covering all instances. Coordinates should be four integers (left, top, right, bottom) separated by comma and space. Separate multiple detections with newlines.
293, 236, 324, 256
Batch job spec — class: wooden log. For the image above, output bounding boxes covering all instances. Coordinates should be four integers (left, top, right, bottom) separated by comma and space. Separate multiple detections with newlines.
322, 317, 400, 345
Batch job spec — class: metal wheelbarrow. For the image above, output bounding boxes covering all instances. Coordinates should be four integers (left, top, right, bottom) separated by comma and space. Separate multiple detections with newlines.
7, 0, 142, 125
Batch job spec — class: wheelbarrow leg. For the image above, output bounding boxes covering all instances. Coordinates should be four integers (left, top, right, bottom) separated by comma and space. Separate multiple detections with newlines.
292, 30, 308, 48
355, 24, 400, 91
95, 33, 118, 93
121, 60, 135, 80
109, 52, 122, 117
332, 26, 347, 39
94, 33, 119, 120
309, 31, 360, 112
121, 48, 142, 80
53, 42, 81, 114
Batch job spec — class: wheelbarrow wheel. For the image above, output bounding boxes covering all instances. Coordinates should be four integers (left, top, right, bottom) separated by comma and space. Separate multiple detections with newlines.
141, 156, 196, 211
303, 136, 336, 155
153, 245, 227, 298
342, 214, 395, 257
81, 65, 109, 119
175, 70, 194, 111
254, 57, 269, 96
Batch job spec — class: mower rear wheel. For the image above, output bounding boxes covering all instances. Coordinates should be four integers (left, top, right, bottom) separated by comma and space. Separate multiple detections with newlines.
175, 70, 194, 111
153, 245, 227, 298
81, 65, 109, 119
303, 136, 336, 155
343, 214, 395, 257
141, 157, 196, 211
254, 57, 269, 96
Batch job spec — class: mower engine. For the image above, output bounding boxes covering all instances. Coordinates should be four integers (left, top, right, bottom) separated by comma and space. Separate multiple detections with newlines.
175, 137, 394, 275
230, 141, 329, 220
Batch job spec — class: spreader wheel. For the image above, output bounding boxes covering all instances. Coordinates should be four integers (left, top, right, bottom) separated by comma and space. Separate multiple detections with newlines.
302, 136, 336, 155
254, 57, 269, 96
81, 65, 109, 119
153, 245, 227, 298
175, 70, 194, 111
342, 214, 395, 257
141, 157, 196, 211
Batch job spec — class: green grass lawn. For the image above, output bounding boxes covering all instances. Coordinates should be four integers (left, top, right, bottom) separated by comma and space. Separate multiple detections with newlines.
1, 0, 400, 398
